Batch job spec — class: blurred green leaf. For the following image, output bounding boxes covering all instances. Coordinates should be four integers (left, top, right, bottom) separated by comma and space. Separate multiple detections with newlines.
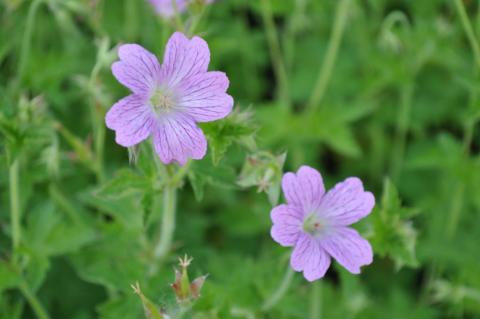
370, 179, 419, 269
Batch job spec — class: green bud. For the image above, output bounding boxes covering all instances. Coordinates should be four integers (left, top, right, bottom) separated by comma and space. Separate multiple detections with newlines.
171, 255, 207, 305
131, 282, 165, 319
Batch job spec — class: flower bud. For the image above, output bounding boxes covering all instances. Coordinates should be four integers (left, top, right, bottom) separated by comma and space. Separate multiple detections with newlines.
131, 282, 165, 319
171, 255, 207, 305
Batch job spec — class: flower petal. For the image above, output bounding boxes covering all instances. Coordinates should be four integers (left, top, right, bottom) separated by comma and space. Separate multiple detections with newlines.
112, 44, 161, 94
177, 71, 233, 122
105, 95, 154, 147
270, 204, 303, 247
281, 166, 325, 210
320, 227, 373, 274
319, 177, 375, 226
152, 114, 207, 165
161, 32, 210, 88
290, 233, 331, 281
148, 0, 188, 18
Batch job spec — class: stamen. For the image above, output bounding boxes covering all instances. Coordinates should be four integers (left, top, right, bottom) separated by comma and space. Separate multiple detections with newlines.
150, 87, 175, 113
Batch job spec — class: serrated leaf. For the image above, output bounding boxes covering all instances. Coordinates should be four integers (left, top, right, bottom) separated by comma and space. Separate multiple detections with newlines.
202, 108, 257, 165
370, 179, 419, 269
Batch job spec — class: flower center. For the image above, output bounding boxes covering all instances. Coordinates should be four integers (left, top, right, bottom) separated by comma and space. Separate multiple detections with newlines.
302, 212, 325, 235
150, 88, 175, 113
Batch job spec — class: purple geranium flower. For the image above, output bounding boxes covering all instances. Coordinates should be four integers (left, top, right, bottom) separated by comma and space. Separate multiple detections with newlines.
106, 32, 233, 165
270, 166, 375, 281
148, 0, 215, 18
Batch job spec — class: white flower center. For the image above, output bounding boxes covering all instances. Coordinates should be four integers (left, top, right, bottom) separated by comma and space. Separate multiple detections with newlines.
302, 212, 326, 235
150, 87, 176, 114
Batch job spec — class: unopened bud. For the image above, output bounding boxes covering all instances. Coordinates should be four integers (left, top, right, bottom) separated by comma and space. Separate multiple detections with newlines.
131, 282, 165, 319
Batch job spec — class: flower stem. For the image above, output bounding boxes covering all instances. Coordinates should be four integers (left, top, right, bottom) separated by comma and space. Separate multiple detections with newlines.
16, 0, 43, 88
453, 0, 480, 70
18, 280, 51, 319
153, 180, 178, 260
9, 158, 21, 254
307, 0, 351, 113
261, 267, 294, 311
260, 0, 290, 107
171, 0, 185, 32
309, 281, 322, 319
390, 83, 414, 181
187, 3, 209, 36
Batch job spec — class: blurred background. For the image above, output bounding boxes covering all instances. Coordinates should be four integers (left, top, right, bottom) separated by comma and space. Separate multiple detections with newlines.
1, 0, 480, 318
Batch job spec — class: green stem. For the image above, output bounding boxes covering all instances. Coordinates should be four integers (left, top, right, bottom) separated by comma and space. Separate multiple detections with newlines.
453, 0, 480, 70
153, 181, 177, 260
88, 39, 109, 183
260, 0, 290, 107
306, 0, 351, 112
171, 0, 185, 32
390, 83, 414, 180
446, 183, 465, 238
187, 3, 209, 36
309, 281, 322, 319
261, 267, 294, 311
124, 0, 138, 40
18, 280, 51, 319
9, 158, 21, 253
17, 0, 43, 87
284, 0, 307, 71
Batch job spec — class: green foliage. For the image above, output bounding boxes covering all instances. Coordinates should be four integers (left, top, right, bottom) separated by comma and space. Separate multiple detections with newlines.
1, 0, 480, 318
370, 179, 419, 269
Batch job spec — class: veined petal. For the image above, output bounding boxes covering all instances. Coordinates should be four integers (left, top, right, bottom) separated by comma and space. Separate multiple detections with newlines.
177, 71, 233, 122
319, 177, 375, 226
270, 204, 303, 247
320, 227, 373, 274
105, 95, 154, 147
290, 233, 331, 281
161, 32, 210, 88
281, 166, 325, 210
152, 114, 207, 165
112, 44, 161, 94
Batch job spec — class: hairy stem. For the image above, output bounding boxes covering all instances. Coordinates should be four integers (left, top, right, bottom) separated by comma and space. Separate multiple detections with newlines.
309, 281, 322, 319
260, 0, 290, 107
9, 158, 21, 253
307, 0, 351, 112
262, 267, 294, 311
153, 181, 178, 260
19, 280, 51, 319
453, 0, 480, 69
390, 83, 414, 181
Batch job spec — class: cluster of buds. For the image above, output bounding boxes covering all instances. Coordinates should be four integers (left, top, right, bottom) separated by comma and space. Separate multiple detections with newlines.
237, 151, 286, 205
171, 255, 208, 305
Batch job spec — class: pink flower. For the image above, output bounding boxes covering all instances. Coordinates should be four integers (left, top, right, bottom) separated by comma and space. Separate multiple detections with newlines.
148, 0, 215, 18
106, 32, 233, 165
270, 166, 375, 281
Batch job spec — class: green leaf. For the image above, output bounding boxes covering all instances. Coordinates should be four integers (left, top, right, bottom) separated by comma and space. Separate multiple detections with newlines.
370, 179, 419, 269
95, 169, 152, 198
97, 296, 142, 319
0, 260, 20, 291
202, 108, 257, 165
